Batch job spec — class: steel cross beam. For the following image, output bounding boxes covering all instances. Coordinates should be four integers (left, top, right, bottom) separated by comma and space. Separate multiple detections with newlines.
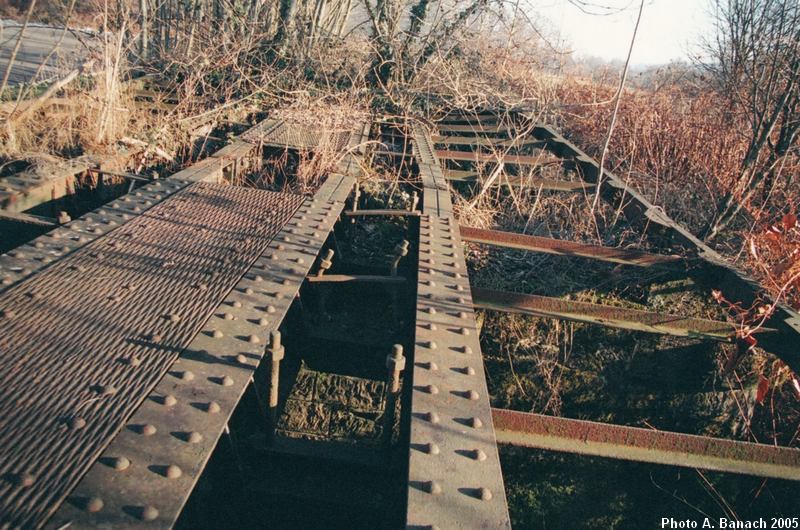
444, 169, 594, 192
472, 287, 762, 341
459, 226, 684, 268
434, 149, 562, 167
492, 408, 800, 481
405, 124, 511, 529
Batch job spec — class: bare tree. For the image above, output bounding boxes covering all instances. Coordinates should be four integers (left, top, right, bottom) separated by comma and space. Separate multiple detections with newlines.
703, 0, 800, 241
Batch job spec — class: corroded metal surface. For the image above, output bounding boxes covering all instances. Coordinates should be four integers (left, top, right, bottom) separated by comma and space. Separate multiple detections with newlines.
492, 408, 800, 481
472, 287, 753, 340
242, 119, 351, 152
0, 183, 303, 529
407, 124, 511, 529
434, 148, 561, 166
459, 226, 683, 267
45, 124, 367, 529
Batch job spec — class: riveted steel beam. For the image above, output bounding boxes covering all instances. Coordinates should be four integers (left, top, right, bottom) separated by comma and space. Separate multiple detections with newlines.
432, 135, 547, 148
459, 226, 684, 268
306, 274, 407, 284
407, 124, 511, 529
344, 209, 421, 217
472, 288, 766, 341
45, 174, 354, 530
435, 123, 514, 134
43, 120, 369, 530
492, 408, 800, 481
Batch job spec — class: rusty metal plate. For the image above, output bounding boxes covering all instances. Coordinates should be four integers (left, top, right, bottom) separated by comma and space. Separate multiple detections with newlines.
0, 182, 304, 529
492, 408, 800, 481
45, 135, 366, 529
406, 124, 511, 529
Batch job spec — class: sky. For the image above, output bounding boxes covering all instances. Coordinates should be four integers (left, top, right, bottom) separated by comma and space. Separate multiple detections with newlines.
534, 0, 715, 66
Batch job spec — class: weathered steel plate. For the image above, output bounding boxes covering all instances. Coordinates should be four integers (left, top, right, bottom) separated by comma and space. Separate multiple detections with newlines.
0, 182, 304, 529
407, 125, 511, 529
492, 408, 800, 481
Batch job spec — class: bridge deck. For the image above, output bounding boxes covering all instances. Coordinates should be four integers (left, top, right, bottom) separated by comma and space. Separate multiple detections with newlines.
0, 183, 304, 529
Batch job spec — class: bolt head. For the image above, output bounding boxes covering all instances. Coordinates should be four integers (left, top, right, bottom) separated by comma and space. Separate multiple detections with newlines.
84, 496, 104, 513
164, 465, 182, 479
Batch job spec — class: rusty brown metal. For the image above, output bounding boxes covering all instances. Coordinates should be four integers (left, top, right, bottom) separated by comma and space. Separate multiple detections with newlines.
306, 274, 407, 284
344, 209, 421, 217
0, 182, 303, 529
444, 169, 594, 192
432, 135, 547, 148
434, 149, 562, 166
460, 226, 684, 268
472, 287, 763, 341
492, 408, 800, 481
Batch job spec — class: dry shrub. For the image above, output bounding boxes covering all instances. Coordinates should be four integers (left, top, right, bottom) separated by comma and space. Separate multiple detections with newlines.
556, 77, 747, 234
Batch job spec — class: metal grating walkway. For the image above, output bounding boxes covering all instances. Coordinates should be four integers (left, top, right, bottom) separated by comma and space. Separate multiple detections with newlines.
0, 182, 304, 529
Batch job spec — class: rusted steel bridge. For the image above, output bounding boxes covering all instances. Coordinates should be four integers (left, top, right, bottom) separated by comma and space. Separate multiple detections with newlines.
1, 109, 799, 529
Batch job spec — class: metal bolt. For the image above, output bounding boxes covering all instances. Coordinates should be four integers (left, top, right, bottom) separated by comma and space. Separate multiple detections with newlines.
206, 402, 221, 414
223, 313, 235, 321
462, 346, 473, 355
247, 334, 260, 344
84, 497, 104, 513
186, 432, 203, 443
212, 330, 224, 338
423, 481, 442, 495
471, 449, 488, 461
178, 371, 195, 381
468, 417, 483, 428
139, 506, 159, 521
465, 390, 480, 400
108, 456, 131, 470
164, 465, 182, 479
231, 300, 242, 308
423, 412, 440, 424
220, 375, 234, 386
478, 487, 493, 501
236, 354, 248, 364
163, 395, 177, 407
424, 443, 440, 455
422, 384, 439, 395
141, 424, 157, 436
258, 318, 269, 326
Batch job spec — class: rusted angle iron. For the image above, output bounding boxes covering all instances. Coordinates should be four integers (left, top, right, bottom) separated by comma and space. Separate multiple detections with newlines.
432, 135, 547, 148
460, 226, 683, 268
471, 287, 769, 341
444, 170, 593, 192
435, 149, 562, 166
306, 274, 406, 284
492, 408, 800, 481
344, 209, 421, 217
436, 123, 515, 134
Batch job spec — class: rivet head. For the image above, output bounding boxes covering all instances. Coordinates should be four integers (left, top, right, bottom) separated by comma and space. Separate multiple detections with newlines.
236, 354, 248, 365
253, 275, 263, 282
426, 307, 437, 314
139, 505, 159, 521
220, 375, 234, 386
472, 449, 488, 461
69, 417, 86, 430
85, 496, 104, 513
178, 371, 195, 381
109, 456, 131, 470
469, 417, 483, 428
231, 301, 242, 308
257, 318, 269, 326
266, 305, 276, 314
207, 402, 221, 413
141, 424, 157, 436
247, 334, 260, 344
244, 287, 254, 294
422, 384, 439, 395
466, 390, 480, 400
423, 412, 440, 424
423, 480, 442, 495
425, 443, 440, 455
163, 395, 177, 407
427, 341, 437, 350
164, 465, 182, 479
478, 487, 493, 501
223, 313, 235, 321
464, 366, 476, 375
462, 346, 473, 355
186, 432, 203, 443
212, 329, 224, 338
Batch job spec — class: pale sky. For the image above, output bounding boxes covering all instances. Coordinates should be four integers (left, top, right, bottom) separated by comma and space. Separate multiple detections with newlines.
534, 0, 714, 66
